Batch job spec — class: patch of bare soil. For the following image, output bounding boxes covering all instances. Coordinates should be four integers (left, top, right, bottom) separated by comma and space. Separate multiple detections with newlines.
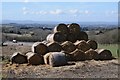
2, 59, 118, 78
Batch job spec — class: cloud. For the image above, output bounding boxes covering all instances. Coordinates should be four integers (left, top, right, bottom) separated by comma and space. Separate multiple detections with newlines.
22, 8, 93, 16
22, 7, 27, 11
68, 9, 92, 15
105, 10, 117, 16
22, 7, 29, 15
23, 11, 28, 15
36, 11, 47, 15
24, 0, 29, 3
69, 9, 79, 14
49, 9, 63, 15
111, 10, 117, 14
84, 10, 89, 14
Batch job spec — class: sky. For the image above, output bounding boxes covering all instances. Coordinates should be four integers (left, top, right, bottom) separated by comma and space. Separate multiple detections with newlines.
1, 2, 118, 22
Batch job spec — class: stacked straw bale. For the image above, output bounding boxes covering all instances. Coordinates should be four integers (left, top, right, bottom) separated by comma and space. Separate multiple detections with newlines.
85, 49, 99, 60
47, 42, 62, 52
43, 52, 52, 65
10, 23, 114, 66
70, 49, 86, 61
53, 23, 69, 34
95, 49, 113, 60
68, 23, 81, 34
46, 32, 66, 43
11, 52, 27, 64
31, 42, 48, 55
49, 52, 67, 67
66, 33, 77, 43
74, 40, 90, 52
77, 31, 88, 41
26, 52, 44, 65
44, 52, 67, 67
61, 41, 76, 53
87, 40, 98, 50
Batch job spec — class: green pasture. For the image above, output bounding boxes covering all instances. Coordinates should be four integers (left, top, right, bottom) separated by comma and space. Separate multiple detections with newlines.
98, 44, 119, 58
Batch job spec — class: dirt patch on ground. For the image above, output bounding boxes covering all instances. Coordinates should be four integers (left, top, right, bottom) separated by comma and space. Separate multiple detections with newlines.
2, 59, 119, 78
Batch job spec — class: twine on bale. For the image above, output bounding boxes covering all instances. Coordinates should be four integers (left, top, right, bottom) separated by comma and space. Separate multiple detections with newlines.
31, 42, 48, 55
85, 49, 99, 60
95, 49, 113, 60
47, 42, 62, 52
75, 40, 90, 52
26, 52, 44, 65
87, 40, 98, 50
70, 49, 86, 61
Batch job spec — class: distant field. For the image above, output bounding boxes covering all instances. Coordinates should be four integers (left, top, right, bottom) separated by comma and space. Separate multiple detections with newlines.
98, 44, 118, 58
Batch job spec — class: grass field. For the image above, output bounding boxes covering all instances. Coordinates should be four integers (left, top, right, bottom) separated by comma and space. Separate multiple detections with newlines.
98, 44, 118, 58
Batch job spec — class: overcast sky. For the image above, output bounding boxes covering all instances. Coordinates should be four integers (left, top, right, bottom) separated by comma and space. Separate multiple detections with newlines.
1, 1, 118, 22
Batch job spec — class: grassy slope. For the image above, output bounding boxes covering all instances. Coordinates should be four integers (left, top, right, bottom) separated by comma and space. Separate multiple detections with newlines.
98, 44, 118, 58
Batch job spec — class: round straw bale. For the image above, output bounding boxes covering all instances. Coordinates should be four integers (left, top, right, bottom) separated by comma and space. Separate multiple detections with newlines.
61, 41, 76, 53
65, 53, 73, 61
46, 32, 67, 42
74, 40, 81, 46
67, 33, 77, 43
31, 42, 48, 55
60, 50, 73, 61
41, 40, 49, 45
53, 23, 69, 34
47, 42, 62, 52
87, 40, 98, 50
43, 52, 52, 65
77, 31, 88, 41
49, 52, 67, 67
70, 49, 86, 61
10, 52, 27, 64
26, 52, 44, 65
68, 23, 81, 34
85, 49, 99, 60
95, 49, 113, 60
75, 40, 90, 52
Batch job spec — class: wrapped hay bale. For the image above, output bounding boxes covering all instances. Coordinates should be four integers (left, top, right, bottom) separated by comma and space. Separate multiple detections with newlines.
47, 42, 62, 52
67, 33, 77, 43
61, 41, 76, 53
32, 42, 48, 55
95, 49, 113, 60
85, 49, 99, 60
68, 23, 81, 34
49, 52, 67, 67
77, 31, 88, 41
10, 52, 27, 64
87, 40, 98, 50
43, 52, 52, 65
26, 52, 44, 65
70, 49, 86, 61
46, 32, 66, 42
75, 40, 90, 52
53, 23, 69, 34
